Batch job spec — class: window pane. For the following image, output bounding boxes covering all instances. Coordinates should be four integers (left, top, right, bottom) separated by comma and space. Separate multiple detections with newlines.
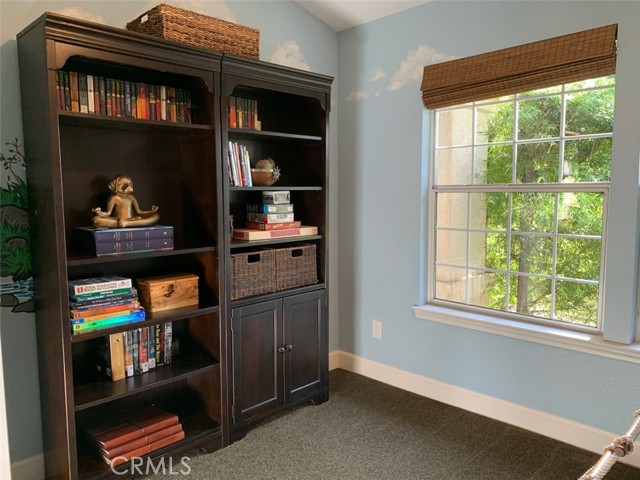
474, 144, 513, 184
516, 141, 560, 183
517, 96, 561, 139
511, 234, 553, 276
436, 147, 473, 185
565, 87, 614, 136
437, 108, 473, 147
470, 232, 507, 270
435, 265, 467, 303
563, 137, 612, 182
436, 193, 468, 229
554, 281, 598, 327
556, 237, 601, 281
511, 192, 555, 233
436, 230, 467, 266
557, 192, 603, 235
470, 192, 508, 231
517, 85, 562, 97
508, 275, 552, 319
565, 75, 614, 91
476, 102, 513, 143
482, 271, 508, 311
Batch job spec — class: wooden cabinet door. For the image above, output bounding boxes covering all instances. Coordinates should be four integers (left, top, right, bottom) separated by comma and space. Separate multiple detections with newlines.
283, 290, 327, 404
231, 300, 284, 423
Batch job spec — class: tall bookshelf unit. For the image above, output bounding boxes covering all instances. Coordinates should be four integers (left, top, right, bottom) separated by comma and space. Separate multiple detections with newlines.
17, 12, 332, 479
17, 14, 225, 479
221, 57, 332, 437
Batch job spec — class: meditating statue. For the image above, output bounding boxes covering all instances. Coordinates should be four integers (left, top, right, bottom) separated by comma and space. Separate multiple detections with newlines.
92, 175, 159, 228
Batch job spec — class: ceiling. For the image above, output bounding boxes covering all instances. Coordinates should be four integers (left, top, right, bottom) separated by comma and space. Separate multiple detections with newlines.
293, 0, 432, 32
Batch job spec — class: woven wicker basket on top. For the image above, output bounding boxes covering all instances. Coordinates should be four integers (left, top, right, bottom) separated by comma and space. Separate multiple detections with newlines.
126, 4, 259, 60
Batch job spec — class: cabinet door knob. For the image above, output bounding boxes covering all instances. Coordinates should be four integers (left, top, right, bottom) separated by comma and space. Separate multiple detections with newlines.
277, 346, 286, 354
285, 344, 293, 352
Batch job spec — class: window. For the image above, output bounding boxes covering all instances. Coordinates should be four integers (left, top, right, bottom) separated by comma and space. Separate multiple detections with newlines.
429, 77, 615, 329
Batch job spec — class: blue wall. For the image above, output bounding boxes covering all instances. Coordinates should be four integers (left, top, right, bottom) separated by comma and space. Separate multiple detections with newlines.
337, 0, 640, 435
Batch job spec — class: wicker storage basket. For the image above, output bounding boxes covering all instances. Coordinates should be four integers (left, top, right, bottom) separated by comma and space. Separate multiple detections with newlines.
231, 249, 276, 300
275, 244, 318, 291
126, 4, 259, 59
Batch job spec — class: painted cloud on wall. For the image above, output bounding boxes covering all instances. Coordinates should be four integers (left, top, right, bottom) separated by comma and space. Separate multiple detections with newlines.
346, 44, 454, 101
387, 44, 456, 91
271, 41, 311, 71
54, 7, 105, 24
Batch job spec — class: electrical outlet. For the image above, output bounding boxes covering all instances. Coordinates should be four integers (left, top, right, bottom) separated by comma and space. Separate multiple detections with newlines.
372, 320, 382, 340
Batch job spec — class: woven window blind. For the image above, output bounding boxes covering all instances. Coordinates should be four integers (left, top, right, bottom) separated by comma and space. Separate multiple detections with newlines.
421, 24, 617, 109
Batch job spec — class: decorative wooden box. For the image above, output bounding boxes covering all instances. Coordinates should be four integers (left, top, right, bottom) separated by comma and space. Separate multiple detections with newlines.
126, 3, 260, 60
137, 273, 199, 312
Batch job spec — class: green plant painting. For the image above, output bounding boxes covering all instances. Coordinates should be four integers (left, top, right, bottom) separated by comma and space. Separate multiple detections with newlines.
1, 138, 34, 312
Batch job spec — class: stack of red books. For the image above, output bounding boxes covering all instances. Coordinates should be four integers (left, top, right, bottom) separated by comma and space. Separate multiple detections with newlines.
85, 410, 185, 467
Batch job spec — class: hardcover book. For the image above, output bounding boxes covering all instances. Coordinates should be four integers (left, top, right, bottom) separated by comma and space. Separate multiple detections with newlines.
232, 225, 318, 241
247, 203, 294, 214
68, 275, 133, 296
245, 220, 301, 231
96, 332, 126, 381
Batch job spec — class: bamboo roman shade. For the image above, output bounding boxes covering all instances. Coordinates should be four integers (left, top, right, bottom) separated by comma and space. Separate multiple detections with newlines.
421, 24, 617, 109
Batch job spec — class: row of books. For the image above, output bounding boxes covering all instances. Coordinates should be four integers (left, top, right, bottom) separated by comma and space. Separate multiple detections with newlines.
85, 409, 184, 467
69, 276, 145, 335
97, 322, 175, 382
228, 96, 259, 130
72, 225, 174, 257
55, 70, 192, 124
228, 141, 253, 187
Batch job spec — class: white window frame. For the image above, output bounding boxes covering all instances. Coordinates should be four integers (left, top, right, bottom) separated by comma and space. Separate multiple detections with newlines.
414, 79, 640, 364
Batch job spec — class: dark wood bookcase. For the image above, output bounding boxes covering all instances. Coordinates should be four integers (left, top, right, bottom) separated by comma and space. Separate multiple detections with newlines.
17, 12, 331, 479
221, 56, 332, 437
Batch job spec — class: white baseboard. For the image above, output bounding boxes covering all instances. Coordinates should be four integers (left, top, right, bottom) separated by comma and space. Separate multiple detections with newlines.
11, 453, 44, 480
331, 349, 640, 469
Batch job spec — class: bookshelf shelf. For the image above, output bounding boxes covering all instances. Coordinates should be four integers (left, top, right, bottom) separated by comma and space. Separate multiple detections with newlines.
67, 245, 216, 267
227, 128, 323, 142
59, 111, 212, 133
70, 302, 220, 344
74, 344, 219, 411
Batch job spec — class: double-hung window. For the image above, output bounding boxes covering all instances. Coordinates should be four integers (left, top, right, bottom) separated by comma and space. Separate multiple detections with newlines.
420, 24, 619, 333
430, 77, 614, 329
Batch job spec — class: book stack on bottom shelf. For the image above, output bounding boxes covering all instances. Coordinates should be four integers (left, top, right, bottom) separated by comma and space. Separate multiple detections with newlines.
233, 190, 318, 241
69, 276, 145, 335
85, 409, 185, 467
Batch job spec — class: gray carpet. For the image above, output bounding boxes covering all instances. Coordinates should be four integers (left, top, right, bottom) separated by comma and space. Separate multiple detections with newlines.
152, 369, 640, 479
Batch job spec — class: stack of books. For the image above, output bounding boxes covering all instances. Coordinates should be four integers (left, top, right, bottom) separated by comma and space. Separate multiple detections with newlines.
233, 191, 318, 241
85, 409, 185, 467
97, 322, 174, 382
69, 276, 145, 335
72, 226, 174, 257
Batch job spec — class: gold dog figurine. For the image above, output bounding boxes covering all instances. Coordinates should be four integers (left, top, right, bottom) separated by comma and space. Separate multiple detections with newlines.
92, 175, 159, 228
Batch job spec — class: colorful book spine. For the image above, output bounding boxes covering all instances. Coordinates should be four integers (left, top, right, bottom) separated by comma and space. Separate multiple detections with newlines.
68, 275, 133, 296
139, 326, 149, 373
69, 292, 139, 309
70, 301, 141, 319
245, 220, 301, 231
71, 309, 145, 334
148, 325, 156, 369
92, 239, 174, 256
163, 322, 173, 365
247, 203, 294, 214
70, 286, 136, 302
124, 330, 134, 377
246, 212, 295, 224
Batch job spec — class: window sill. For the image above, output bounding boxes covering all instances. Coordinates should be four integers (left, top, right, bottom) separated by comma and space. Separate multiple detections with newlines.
413, 304, 640, 364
